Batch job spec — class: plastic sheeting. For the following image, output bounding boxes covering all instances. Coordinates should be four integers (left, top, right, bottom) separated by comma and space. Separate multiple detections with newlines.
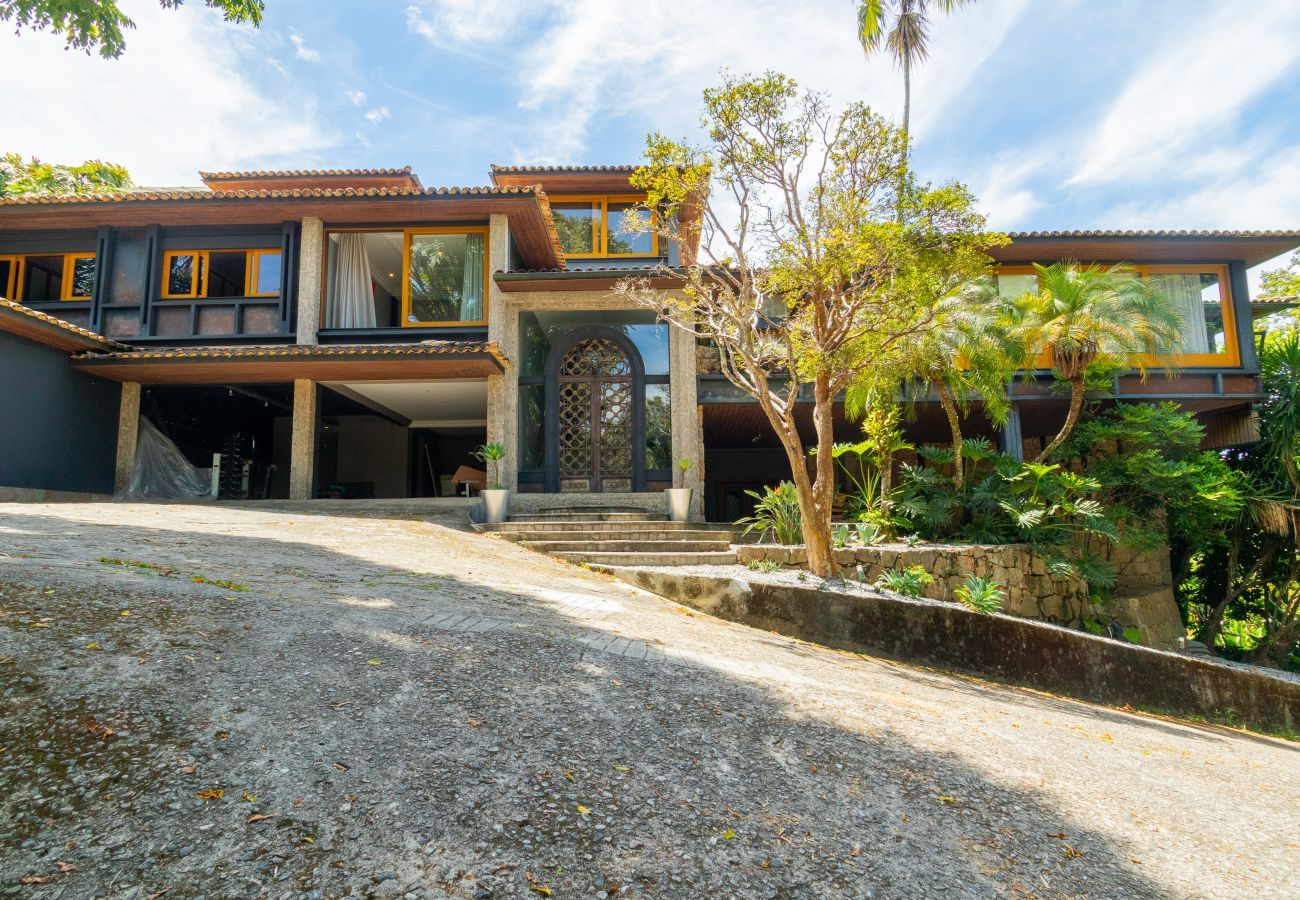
117, 417, 212, 501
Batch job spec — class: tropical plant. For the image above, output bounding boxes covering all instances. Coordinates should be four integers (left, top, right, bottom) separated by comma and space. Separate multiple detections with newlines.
954, 575, 1005, 613
876, 565, 935, 597
616, 71, 1001, 575
474, 442, 507, 490
0, 154, 131, 198
856, 0, 978, 147
999, 262, 1183, 462
832, 402, 914, 535
0, 0, 265, 58
736, 481, 804, 545
675, 458, 693, 489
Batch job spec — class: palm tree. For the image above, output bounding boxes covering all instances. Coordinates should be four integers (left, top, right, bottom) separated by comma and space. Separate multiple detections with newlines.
1001, 262, 1184, 463
856, 0, 978, 147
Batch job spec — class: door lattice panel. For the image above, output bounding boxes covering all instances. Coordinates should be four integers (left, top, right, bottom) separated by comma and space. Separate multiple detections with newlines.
554, 336, 636, 492
598, 381, 632, 478
557, 381, 593, 477
560, 338, 633, 377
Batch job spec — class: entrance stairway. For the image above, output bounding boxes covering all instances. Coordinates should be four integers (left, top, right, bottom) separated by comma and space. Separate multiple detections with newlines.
477, 507, 739, 567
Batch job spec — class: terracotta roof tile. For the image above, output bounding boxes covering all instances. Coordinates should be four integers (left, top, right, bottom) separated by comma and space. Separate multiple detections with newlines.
199, 167, 415, 179
0, 298, 129, 351
1008, 229, 1300, 239
0, 185, 541, 206
490, 164, 636, 173
74, 340, 508, 367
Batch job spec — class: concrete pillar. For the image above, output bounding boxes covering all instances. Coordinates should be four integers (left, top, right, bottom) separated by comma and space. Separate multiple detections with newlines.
296, 216, 323, 345
485, 214, 516, 490
289, 379, 318, 500
668, 323, 705, 519
113, 382, 142, 495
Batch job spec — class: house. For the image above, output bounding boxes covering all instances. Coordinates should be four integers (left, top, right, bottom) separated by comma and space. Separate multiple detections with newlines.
1, 164, 1297, 518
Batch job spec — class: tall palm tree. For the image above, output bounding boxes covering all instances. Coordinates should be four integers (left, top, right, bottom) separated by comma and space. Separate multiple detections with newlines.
1001, 262, 1184, 463
856, 0, 978, 146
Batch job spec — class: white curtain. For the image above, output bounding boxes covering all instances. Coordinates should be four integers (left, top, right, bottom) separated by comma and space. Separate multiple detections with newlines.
459, 233, 485, 321
1153, 274, 1209, 354
327, 233, 377, 329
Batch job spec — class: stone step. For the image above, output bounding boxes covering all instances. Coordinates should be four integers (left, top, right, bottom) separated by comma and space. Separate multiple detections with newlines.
551, 550, 738, 567
521, 539, 734, 553
506, 511, 667, 523
494, 528, 738, 543
479, 519, 702, 533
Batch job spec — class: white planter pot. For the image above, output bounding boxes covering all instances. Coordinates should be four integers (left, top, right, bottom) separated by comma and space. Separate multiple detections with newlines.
482, 489, 510, 524
665, 487, 692, 522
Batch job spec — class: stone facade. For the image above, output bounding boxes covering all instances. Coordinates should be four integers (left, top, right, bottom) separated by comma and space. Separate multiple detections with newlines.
737, 541, 1186, 649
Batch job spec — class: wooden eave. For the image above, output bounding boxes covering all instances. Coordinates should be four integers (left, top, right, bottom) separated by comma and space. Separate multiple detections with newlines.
70, 342, 508, 385
0, 189, 565, 269
0, 298, 128, 352
490, 165, 638, 194
995, 231, 1300, 268
493, 267, 683, 293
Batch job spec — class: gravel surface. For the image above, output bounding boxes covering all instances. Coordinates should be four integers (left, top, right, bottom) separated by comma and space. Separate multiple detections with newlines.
0, 501, 1297, 899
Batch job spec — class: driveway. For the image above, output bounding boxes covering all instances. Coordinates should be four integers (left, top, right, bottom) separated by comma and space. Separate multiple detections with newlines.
0, 501, 1296, 899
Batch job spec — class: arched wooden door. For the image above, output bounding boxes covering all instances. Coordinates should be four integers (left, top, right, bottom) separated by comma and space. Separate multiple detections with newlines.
545, 328, 645, 493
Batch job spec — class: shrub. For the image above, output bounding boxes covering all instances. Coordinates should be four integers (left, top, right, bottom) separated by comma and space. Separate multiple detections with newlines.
746, 559, 783, 574
736, 481, 803, 545
875, 566, 935, 598
954, 575, 1005, 614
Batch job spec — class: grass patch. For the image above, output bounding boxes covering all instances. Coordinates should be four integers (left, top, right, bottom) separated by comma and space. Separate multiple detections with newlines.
96, 557, 248, 592
191, 576, 249, 592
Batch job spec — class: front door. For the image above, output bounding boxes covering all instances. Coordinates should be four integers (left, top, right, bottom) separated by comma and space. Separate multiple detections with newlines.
556, 335, 636, 492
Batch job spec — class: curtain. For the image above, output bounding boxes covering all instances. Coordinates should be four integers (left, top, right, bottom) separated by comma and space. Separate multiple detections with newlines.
327, 233, 377, 329
459, 233, 485, 321
1153, 274, 1209, 354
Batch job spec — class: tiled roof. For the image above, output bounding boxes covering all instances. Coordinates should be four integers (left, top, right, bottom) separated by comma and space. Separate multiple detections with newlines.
0, 298, 129, 351
1008, 229, 1300, 239
1253, 295, 1298, 305
74, 340, 508, 367
497, 264, 669, 275
490, 164, 636, 173
0, 185, 541, 206
199, 167, 415, 179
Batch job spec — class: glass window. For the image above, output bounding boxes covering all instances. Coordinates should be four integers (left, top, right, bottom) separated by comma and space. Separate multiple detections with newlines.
252, 250, 281, 296
0, 258, 12, 299
165, 252, 201, 298
68, 255, 96, 299
519, 310, 670, 376
552, 202, 599, 255
406, 231, 486, 324
1149, 272, 1228, 356
994, 273, 1037, 299
22, 255, 64, 302
206, 251, 248, 298
607, 202, 654, 255
645, 383, 672, 470
519, 384, 546, 470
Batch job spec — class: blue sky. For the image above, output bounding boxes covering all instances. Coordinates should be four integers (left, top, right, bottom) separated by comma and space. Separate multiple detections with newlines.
5, 0, 1300, 280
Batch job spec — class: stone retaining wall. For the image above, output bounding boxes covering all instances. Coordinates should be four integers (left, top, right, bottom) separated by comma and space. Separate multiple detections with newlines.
605, 567, 1300, 736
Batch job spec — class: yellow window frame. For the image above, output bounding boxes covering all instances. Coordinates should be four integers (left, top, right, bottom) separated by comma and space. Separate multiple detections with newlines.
995, 262, 1241, 369
400, 226, 491, 327
0, 252, 97, 302
0, 254, 18, 301
63, 252, 97, 300
248, 249, 283, 297
550, 194, 658, 258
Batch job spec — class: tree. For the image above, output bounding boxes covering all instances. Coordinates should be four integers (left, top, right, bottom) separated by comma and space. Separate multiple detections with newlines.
0, 0, 264, 58
856, 0, 977, 148
0, 153, 131, 197
615, 72, 999, 576
1260, 249, 1300, 299
1001, 261, 1183, 463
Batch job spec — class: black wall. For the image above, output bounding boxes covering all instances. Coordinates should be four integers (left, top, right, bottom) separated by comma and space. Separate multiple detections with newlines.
0, 332, 120, 494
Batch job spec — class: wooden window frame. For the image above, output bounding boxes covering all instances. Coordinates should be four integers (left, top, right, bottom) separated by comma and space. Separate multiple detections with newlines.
0, 252, 97, 302
550, 195, 658, 259
0, 254, 18, 301
248, 249, 283, 298
995, 263, 1241, 369
400, 226, 491, 328
63, 252, 97, 301
160, 248, 282, 300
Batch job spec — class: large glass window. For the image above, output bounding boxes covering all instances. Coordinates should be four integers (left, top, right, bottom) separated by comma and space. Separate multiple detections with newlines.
645, 383, 672, 470
519, 310, 670, 376
0, 253, 95, 302
550, 196, 658, 258
405, 230, 487, 325
160, 249, 281, 299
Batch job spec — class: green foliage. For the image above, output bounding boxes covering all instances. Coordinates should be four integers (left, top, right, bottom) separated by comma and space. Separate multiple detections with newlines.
746, 559, 783, 574
1259, 250, 1300, 299
474, 442, 507, 490
876, 565, 935, 598
0, 0, 264, 58
736, 481, 804, 545
674, 457, 693, 489
0, 153, 130, 198
954, 575, 1005, 613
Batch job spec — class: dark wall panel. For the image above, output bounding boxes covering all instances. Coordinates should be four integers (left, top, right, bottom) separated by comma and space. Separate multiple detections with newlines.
0, 332, 120, 494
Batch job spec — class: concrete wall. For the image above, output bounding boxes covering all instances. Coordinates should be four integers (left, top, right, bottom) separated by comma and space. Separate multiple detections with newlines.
0, 331, 120, 495
607, 568, 1300, 736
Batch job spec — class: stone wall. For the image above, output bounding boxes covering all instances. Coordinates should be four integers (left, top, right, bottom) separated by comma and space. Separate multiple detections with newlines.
737, 541, 1186, 649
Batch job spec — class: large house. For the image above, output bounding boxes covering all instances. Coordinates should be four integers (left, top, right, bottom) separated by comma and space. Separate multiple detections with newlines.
1, 165, 1297, 519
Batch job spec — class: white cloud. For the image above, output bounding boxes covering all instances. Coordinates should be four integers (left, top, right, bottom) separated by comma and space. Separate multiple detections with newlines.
289, 32, 321, 63
364, 107, 391, 125
403, 1, 530, 49
0, 1, 336, 185
346, 89, 368, 106
1069, 0, 1300, 187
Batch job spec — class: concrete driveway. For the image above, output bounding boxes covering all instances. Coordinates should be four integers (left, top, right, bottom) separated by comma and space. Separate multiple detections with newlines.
0, 501, 1296, 898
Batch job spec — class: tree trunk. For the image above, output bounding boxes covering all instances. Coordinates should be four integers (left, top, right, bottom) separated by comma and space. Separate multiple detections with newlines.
901, 56, 911, 153
936, 384, 964, 495
1198, 539, 1239, 653
1034, 377, 1085, 463
800, 374, 838, 576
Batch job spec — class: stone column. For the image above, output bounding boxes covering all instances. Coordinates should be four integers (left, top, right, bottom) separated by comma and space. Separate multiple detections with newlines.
669, 323, 705, 519
296, 216, 324, 345
485, 214, 516, 489
289, 379, 318, 501
113, 382, 141, 495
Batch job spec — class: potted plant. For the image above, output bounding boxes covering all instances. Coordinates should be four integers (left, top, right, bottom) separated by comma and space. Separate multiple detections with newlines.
474, 442, 509, 524
665, 458, 693, 522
